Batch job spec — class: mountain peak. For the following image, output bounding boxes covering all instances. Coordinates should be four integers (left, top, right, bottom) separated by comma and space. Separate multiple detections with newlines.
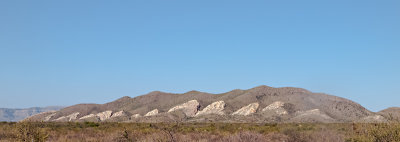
185, 90, 202, 94
250, 85, 273, 90
114, 96, 131, 102
147, 91, 168, 95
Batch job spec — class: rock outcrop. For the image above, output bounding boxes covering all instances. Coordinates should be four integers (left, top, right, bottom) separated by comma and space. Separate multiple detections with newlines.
168, 100, 200, 117
79, 111, 124, 121
54, 112, 80, 121
195, 101, 225, 116
144, 109, 158, 116
131, 114, 141, 119
262, 101, 287, 115
43, 112, 56, 121
232, 103, 259, 116
25, 85, 383, 123
111, 111, 126, 118
79, 114, 96, 120
96, 111, 113, 121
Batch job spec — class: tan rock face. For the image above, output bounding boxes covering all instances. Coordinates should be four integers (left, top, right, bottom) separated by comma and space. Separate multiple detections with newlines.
168, 100, 200, 117
262, 101, 288, 115
195, 101, 225, 116
54, 112, 80, 121
144, 109, 158, 116
111, 111, 126, 118
79, 114, 96, 120
80, 110, 119, 121
44, 112, 56, 121
96, 111, 113, 121
66, 112, 79, 121
232, 103, 259, 116
131, 114, 141, 119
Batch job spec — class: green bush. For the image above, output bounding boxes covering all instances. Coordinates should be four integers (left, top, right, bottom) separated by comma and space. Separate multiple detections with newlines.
84, 121, 100, 127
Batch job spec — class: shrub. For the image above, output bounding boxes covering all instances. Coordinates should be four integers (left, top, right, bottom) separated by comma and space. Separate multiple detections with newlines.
15, 122, 48, 142
347, 123, 400, 142
84, 121, 100, 127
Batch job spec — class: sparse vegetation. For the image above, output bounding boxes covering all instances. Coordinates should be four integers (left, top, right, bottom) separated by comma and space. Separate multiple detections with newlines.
1, 122, 399, 142
14, 122, 48, 142
346, 123, 400, 142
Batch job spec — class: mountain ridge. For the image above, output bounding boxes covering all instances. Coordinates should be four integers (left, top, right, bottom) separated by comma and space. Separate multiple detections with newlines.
24, 85, 394, 123
0, 106, 63, 122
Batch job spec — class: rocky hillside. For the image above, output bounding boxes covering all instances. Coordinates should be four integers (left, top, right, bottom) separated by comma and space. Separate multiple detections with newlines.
0, 106, 63, 122
25, 85, 389, 123
378, 107, 400, 121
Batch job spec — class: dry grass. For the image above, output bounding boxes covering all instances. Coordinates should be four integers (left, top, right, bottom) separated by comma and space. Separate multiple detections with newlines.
1, 122, 400, 142
346, 123, 400, 142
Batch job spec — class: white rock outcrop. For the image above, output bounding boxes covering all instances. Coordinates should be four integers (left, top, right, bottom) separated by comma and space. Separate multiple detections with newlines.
262, 101, 288, 115
44, 113, 56, 121
79, 114, 96, 120
232, 103, 259, 116
54, 117, 65, 121
144, 109, 159, 116
168, 100, 200, 117
96, 111, 113, 121
79, 111, 120, 121
54, 112, 80, 121
131, 114, 141, 119
195, 101, 225, 116
111, 111, 126, 118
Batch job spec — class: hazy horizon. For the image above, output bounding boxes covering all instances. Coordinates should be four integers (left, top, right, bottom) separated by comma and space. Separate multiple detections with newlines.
1, 0, 399, 112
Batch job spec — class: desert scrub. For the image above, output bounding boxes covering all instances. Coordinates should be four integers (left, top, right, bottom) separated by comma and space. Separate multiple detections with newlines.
347, 123, 400, 142
2, 122, 400, 142
15, 122, 48, 142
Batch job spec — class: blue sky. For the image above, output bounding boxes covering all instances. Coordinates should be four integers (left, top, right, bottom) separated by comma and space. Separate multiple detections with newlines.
0, 0, 399, 111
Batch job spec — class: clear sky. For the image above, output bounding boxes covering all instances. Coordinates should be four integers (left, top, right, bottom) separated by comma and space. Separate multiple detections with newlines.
0, 0, 399, 111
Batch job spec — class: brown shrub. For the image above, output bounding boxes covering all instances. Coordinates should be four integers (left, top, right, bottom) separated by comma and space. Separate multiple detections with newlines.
347, 123, 400, 142
15, 122, 48, 142
283, 127, 344, 142
4, 122, 400, 142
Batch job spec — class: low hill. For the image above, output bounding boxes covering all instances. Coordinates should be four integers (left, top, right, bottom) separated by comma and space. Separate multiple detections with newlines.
378, 107, 400, 121
25, 85, 388, 123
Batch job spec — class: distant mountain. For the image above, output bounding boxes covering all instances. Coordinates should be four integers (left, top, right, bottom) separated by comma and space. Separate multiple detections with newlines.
0, 106, 64, 122
25, 85, 392, 123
